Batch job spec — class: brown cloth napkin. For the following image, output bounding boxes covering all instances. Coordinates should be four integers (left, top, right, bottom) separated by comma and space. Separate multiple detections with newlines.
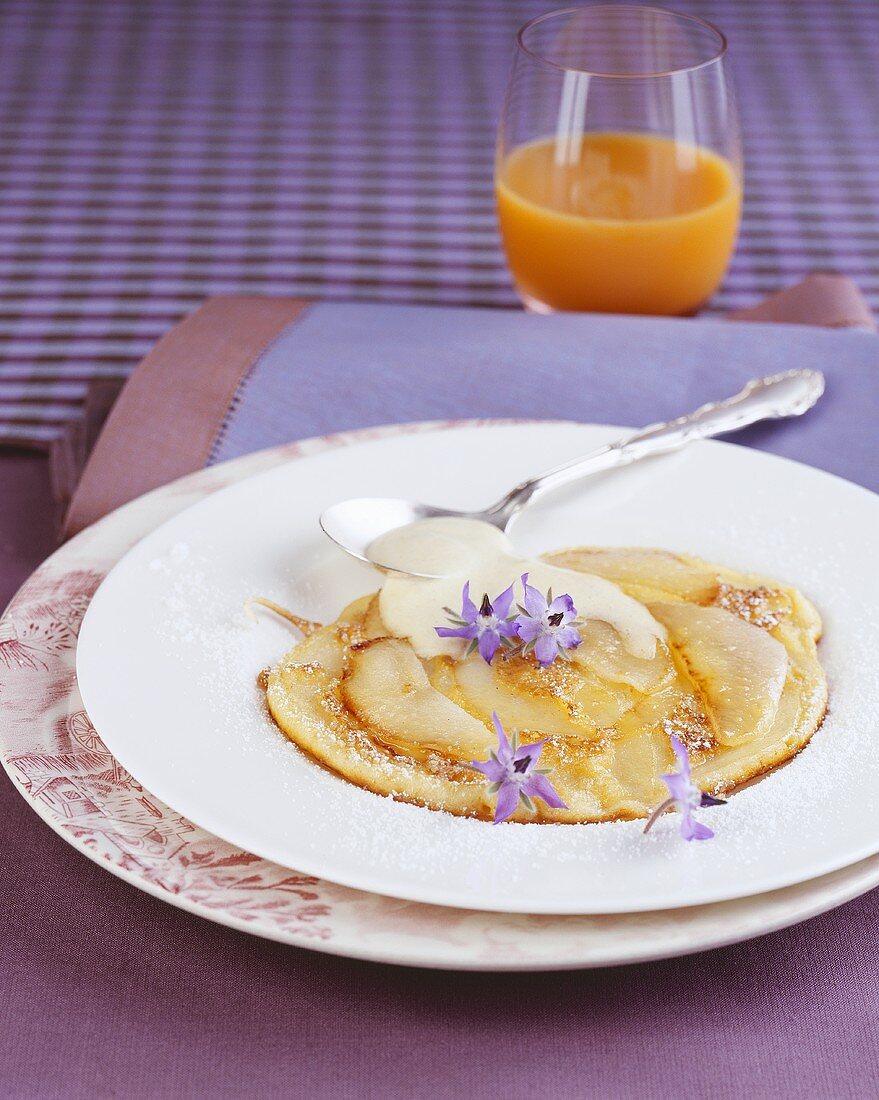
61, 274, 873, 540
58, 297, 308, 532
726, 273, 875, 328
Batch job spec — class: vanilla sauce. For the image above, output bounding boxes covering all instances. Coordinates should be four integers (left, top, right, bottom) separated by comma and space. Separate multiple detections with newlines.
372, 517, 664, 660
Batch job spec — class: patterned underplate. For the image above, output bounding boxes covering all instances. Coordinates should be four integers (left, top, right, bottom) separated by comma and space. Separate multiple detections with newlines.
3, 424, 878, 970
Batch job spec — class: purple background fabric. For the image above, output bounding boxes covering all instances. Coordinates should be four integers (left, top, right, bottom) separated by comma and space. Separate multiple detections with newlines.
2, 0, 879, 447
3, 309, 879, 1097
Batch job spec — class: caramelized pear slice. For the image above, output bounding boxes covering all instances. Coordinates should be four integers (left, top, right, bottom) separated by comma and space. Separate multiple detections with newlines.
650, 603, 788, 746
360, 594, 387, 640
498, 650, 634, 729
341, 637, 492, 758
573, 620, 675, 693
453, 654, 617, 739
545, 547, 717, 603
266, 623, 347, 678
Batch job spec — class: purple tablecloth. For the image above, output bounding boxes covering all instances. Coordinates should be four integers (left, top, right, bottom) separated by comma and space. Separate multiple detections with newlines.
4, 302, 879, 1096
2, 0, 879, 449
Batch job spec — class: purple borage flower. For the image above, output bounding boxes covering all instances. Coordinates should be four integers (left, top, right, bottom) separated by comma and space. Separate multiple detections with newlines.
435, 581, 518, 665
514, 573, 583, 668
643, 735, 727, 841
471, 712, 567, 823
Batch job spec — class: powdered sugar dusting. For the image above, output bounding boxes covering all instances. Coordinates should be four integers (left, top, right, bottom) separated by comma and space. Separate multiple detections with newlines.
134, 531, 879, 903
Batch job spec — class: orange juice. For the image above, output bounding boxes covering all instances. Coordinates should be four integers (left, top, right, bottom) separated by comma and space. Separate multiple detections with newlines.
495, 132, 740, 315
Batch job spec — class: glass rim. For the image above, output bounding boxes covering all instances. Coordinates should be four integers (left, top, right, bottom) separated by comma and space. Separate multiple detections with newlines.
516, 5, 728, 79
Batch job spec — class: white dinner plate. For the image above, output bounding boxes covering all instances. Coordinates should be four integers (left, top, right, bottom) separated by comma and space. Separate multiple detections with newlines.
76, 421, 879, 914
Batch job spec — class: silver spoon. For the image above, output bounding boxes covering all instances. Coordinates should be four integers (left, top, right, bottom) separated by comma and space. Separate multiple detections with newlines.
320, 369, 825, 576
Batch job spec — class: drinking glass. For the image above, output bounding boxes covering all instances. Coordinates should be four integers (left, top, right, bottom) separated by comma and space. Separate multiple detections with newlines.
495, 6, 742, 315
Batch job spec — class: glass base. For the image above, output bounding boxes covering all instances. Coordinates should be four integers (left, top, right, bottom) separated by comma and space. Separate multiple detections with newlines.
517, 289, 705, 318
519, 292, 557, 315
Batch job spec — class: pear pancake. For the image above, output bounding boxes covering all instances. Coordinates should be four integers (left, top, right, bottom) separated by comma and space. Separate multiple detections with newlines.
263, 548, 826, 824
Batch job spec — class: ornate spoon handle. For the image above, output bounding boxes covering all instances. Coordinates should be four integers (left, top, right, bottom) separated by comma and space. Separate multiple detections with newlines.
485, 369, 825, 526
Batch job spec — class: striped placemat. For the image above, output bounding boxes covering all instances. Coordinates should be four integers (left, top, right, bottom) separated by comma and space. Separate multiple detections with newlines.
1, 0, 877, 448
